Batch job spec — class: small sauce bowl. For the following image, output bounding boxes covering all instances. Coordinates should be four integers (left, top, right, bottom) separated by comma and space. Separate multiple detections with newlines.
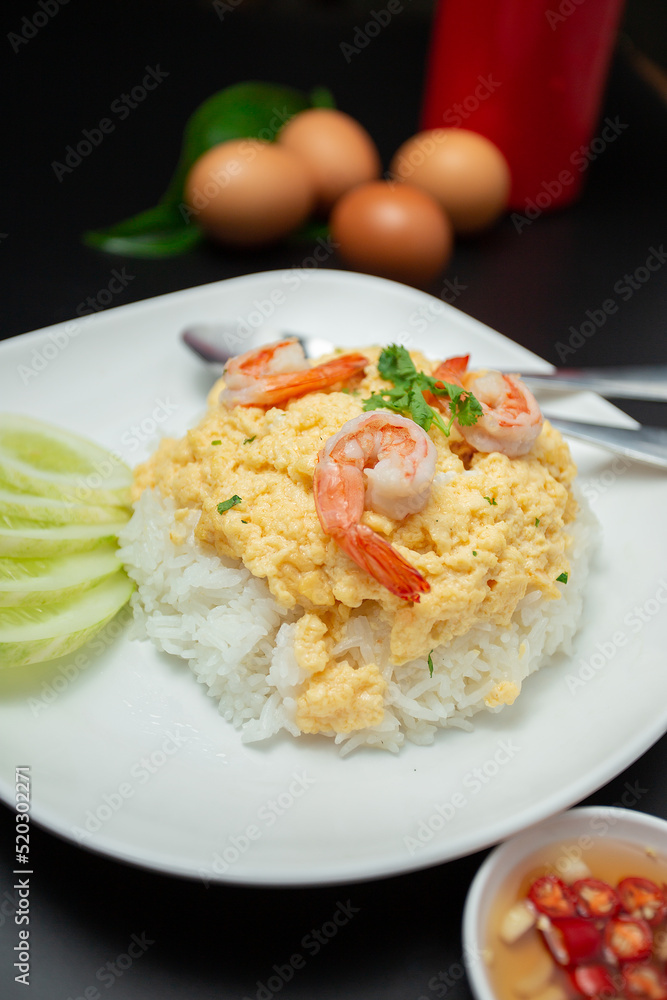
462, 806, 667, 1000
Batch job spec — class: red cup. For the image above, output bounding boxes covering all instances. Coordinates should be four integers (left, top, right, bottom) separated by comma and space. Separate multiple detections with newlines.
421, 0, 626, 211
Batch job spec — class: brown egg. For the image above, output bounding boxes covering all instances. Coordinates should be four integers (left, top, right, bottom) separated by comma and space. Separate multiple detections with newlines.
330, 181, 453, 287
278, 108, 381, 212
390, 129, 510, 234
184, 139, 314, 247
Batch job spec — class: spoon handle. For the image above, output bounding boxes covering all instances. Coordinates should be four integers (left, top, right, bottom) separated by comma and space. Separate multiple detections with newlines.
548, 417, 667, 469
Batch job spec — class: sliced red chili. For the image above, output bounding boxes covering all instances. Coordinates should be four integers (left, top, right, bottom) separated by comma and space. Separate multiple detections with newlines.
603, 916, 653, 964
618, 878, 667, 926
528, 875, 577, 918
540, 916, 602, 966
622, 963, 667, 1000
573, 878, 621, 919
569, 964, 618, 997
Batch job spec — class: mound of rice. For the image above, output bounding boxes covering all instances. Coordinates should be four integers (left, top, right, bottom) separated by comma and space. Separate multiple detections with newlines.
117, 487, 598, 755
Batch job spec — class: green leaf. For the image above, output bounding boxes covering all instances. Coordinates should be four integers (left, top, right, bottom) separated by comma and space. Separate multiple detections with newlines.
377, 344, 416, 384
427, 651, 434, 678
406, 385, 437, 432
556, 571, 568, 584
217, 495, 242, 514
286, 217, 331, 244
309, 86, 336, 109
160, 81, 312, 209
84, 207, 203, 258
84, 81, 320, 259
363, 345, 480, 438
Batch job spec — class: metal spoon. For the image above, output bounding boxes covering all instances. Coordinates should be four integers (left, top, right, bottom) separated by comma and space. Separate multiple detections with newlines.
182, 324, 330, 371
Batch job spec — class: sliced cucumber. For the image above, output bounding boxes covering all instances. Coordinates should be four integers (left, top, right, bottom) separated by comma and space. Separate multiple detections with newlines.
0, 518, 130, 557
0, 571, 135, 667
0, 413, 132, 506
0, 487, 129, 525
0, 545, 122, 606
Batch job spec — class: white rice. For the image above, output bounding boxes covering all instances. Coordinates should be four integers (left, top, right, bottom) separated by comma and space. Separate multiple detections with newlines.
117, 488, 598, 755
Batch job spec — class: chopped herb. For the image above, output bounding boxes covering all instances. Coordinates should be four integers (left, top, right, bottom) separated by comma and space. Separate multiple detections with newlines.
211, 439, 222, 446
556, 572, 568, 584
472, 550, 477, 556
217, 495, 242, 514
243, 435, 256, 445
241, 519, 248, 524
535, 517, 540, 526
361, 344, 482, 436
427, 651, 434, 678
484, 496, 497, 506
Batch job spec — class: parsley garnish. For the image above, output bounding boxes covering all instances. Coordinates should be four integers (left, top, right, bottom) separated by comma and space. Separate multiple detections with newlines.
241, 519, 248, 524
211, 439, 221, 445
556, 572, 568, 584
362, 345, 482, 436
243, 436, 256, 445
484, 496, 497, 506
535, 517, 540, 526
217, 495, 242, 514
427, 651, 434, 678
472, 550, 477, 556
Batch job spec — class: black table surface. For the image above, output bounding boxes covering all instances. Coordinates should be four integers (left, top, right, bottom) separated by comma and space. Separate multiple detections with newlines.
3, 2, 667, 998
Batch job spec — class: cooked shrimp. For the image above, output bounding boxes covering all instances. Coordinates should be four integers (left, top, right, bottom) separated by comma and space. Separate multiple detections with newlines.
220, 338, 368, 408
313, 412, 436, 602
432, 356, 543, 458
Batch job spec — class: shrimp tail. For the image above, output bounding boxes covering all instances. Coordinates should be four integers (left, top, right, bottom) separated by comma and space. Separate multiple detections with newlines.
223, 353, 368, 407
333, 523, 430, 603
433, 355, 469, 386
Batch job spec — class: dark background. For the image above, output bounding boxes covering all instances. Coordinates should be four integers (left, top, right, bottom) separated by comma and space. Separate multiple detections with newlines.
2, 1, 667, 997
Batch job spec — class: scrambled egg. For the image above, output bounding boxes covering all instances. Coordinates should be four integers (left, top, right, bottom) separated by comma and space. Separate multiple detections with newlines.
134, 348, 577, 735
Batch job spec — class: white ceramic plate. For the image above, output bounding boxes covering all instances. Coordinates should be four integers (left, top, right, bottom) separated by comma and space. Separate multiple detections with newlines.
2, 269, 666, 887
